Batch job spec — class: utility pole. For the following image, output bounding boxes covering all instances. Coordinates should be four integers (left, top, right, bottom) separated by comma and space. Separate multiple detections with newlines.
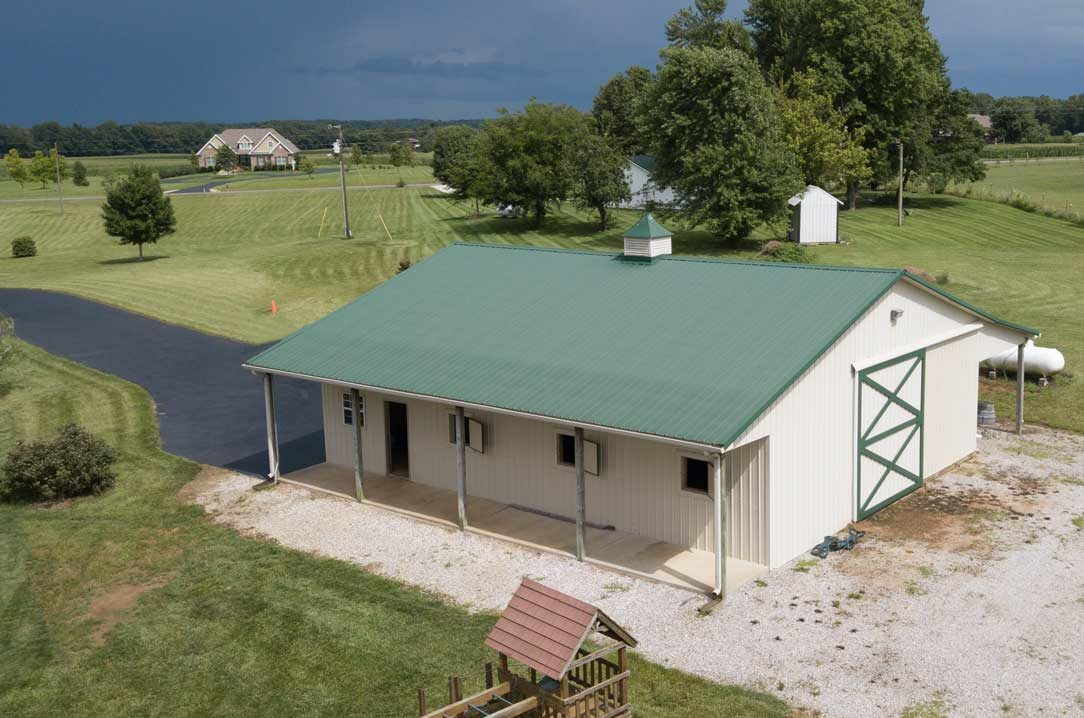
897, 139, 904, 227
54, 142, 64, 217
329, 124, 352, 238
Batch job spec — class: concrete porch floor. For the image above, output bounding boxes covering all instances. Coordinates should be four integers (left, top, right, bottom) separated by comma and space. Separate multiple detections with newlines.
282, 463, 767, 595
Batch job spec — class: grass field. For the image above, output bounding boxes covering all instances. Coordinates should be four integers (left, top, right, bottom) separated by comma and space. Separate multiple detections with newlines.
0, 338, 789, 718
215, 164, 435, 191
956, 160, 1084, 214
981, 142, 1084, 159
0, 187, 1080, 431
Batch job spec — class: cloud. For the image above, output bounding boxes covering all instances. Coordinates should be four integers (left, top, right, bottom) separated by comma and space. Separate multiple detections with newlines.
291, 55, 546, 83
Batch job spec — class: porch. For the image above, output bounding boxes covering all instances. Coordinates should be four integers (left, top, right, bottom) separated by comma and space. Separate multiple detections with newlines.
281, 462, 766, 595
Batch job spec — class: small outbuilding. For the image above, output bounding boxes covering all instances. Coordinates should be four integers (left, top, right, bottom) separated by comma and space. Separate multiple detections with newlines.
788, 185, 843, 245
619, 155, 675, 209
245, 215, 1038, 599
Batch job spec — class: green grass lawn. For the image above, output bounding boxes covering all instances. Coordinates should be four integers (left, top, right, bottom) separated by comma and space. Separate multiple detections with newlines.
0, 338, 790, 718
0, 176, 112, 200
0, 188, 1080, 433
955, 160, 1084, 214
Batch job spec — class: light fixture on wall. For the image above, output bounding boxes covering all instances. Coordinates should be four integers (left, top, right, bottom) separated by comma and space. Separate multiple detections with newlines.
890, 309, 904, 325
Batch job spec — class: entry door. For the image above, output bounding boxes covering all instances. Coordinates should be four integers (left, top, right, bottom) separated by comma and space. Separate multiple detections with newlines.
857, 349, 925, 519
385, 401, 410, 478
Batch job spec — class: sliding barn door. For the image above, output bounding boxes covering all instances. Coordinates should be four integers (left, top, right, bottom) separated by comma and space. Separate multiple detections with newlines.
857, 349, 925, 519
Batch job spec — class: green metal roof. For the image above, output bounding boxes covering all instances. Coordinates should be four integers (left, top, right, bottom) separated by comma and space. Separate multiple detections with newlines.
630, 154, 657, 172
246, 243, 1037, 448
624, 213, 671, 240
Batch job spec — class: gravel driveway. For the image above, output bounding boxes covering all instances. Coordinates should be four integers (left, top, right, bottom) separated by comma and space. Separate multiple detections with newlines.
187, 426, 1084, 718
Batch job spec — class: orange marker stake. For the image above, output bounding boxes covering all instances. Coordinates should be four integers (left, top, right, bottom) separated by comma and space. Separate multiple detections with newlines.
271, 300, 278, 315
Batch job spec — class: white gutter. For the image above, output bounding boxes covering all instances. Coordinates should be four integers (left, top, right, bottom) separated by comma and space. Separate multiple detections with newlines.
244, 364, 726, 453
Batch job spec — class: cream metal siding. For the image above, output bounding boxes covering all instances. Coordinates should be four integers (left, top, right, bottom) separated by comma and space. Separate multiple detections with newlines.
924, 332, 979, 476
320, 384, 768, 560
724, 437, 770, 565
734, 279, 1027, 568
619, 163, 676, 209
797, 195, 838, 245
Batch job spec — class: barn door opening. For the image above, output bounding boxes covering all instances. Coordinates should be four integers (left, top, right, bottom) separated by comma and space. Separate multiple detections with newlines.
385, 401, 410, 478
857, 349, 925, 520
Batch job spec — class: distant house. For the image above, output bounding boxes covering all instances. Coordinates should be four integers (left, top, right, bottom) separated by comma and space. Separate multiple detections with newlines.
196, 128, 301, 170
967, 114, 994, 142
619, 155, 675, 209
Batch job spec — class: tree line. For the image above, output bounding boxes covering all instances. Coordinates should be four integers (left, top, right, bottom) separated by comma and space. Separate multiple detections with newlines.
0, 119, 479, 157
962, 92, 1084, 143
433, 0, 989, 241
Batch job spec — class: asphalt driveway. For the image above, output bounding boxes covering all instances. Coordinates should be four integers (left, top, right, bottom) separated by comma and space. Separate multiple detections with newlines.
0, 289, 324, 475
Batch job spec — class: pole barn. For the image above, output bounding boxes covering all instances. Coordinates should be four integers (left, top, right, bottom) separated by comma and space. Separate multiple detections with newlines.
245, 217, 1038, 598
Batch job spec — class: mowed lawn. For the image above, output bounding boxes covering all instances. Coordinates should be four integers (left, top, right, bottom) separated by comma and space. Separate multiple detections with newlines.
0, 339, 789, 718
0, 188, 1080, 432
957, 159, 1084, 214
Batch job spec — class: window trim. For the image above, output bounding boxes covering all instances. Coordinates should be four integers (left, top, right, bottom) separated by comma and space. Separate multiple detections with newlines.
553, 429, 600, 476
342, 391, 364, 427
679, 452, 713, 499
447, 413, 484, 453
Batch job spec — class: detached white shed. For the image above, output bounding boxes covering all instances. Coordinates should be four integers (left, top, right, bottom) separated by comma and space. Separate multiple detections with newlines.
788, 185, 843, 245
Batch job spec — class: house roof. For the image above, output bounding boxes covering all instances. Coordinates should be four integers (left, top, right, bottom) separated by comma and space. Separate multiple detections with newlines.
788, 185, 844, 206
624, 213, 671, 239
208, 128, 301, 155
629, 154, 657, 172
484, 579, 635, 679
245, 242, 1038, 448
967, 114, 993, 130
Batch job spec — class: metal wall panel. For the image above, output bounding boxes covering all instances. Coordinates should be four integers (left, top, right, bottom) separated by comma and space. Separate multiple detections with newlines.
735, 280, 1022, 568
320, 386, 768, 560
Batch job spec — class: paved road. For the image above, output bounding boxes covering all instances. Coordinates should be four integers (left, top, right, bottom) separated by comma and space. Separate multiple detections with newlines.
0, 289, 324, 476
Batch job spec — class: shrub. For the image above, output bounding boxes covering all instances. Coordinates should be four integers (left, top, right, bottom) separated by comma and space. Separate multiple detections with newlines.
0, 424, 118, 502
758, 240, 813, 263
11, 236, 36, 258
396, 259, 412, 274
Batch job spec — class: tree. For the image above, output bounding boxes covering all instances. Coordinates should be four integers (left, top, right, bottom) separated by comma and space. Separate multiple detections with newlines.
432, 126, 485, 214
4, 149, 28, 189
572, 133, 630, 229
639, 45, 801, 241
72, 160, 89, 187
388, 142, 414, 179
991, 100, 1042, 144
215, 144, 238, 171
100, 165, 176, 260
475, 101, 592, 222
28, 151, 54, 189
902, 89, 986, 193
188, 152, 199, 170
665, 0, 753, 54
350, 143, 364, 170
299, 157, 316, 178
592, 66, 653, 156
747, 0, 949, 204
777, 71, 871, 195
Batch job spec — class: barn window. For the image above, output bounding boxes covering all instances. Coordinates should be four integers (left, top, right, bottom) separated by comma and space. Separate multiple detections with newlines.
447, 414, 484, 453
343, 392, 364, 427
555, 432, 599, 476
682, 456, 710, 496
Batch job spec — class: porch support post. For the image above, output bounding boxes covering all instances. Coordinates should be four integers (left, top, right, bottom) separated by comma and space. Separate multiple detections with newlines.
1015, 342, 1026, 435
712, 452, 726, 599
262, 373, 280, 482
351, 388, 365, 501
455, 406, 467, 530
574, 427, 585, 561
